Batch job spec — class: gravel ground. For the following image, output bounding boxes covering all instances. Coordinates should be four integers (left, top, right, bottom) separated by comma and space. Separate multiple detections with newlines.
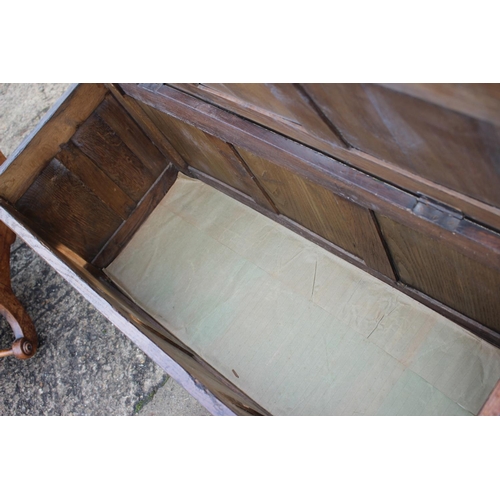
0, 83, 209, 416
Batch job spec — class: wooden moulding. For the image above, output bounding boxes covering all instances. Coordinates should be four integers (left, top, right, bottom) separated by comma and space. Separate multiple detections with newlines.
120, 84, 500, 274
0, 201, 269, 416
166, 83, 500, 232
0, 84, 108, 203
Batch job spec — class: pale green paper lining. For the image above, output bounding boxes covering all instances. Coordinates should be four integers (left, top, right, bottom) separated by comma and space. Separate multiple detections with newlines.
106, 175, 500, 415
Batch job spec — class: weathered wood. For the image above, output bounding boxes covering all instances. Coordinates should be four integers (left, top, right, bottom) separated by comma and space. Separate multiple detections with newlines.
236, 147, 396, 279
105, 84, 188, 171
72, 113, 156, 203
169, 83, 345, 155
170, 83, 500, 231
303, 83, 500, 209
15, 159, 123, 261
56, 143, 136, 220
0, 84, 108, 203
479, 380, 500, 415
134, 102, 276, 211
92, 164, 178, 268
0, 201, 269, 416
95, 94, 167, 178
378, 215, 500, 334
378, 83, 500, 127
120, 84, 500, 273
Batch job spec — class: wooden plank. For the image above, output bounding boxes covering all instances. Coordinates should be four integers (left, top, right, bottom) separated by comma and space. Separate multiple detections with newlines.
479, 380, 500, 415
121, 84, 500, 272
56, 143, 136, 220
72, 113, 157, 202
15, 159, 123, 261
378, 83, 500, 127
134, 103, 276, 211
303, 83, 500, 209
105, 84, 188, 171
0, 201, 269, 416
169, 83, 345, 155
237, 147, 396, 279
378, 214, 500, 333
0, 84, 108, 203
95, 94, 167, 178
92, 164, 178, 268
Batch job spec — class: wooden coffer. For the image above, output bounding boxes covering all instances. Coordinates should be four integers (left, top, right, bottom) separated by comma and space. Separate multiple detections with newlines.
1, 83, 499, 415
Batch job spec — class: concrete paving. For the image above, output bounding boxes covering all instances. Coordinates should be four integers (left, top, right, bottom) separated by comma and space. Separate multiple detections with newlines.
0, 83, 210, 416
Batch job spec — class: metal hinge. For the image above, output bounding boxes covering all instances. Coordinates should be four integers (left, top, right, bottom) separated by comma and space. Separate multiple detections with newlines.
412, 194, 464, 231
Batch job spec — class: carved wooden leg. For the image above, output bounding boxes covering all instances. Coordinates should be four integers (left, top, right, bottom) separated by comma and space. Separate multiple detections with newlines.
0, 213, 38, 359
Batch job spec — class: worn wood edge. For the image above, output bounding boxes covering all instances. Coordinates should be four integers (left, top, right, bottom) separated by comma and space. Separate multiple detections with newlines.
105, 84, 189, 171
479, 379, 500, 415
122, 84, 500, 271
167, 83, 500, 231
0, 201, 246, 416
190, 167, 500, 348
0, 84, 108, 202
167, 83, 345, 155
92, 164, 178, 268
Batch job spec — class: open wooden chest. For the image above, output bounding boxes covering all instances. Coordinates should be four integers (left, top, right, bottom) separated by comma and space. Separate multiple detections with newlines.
1, 83, 499, 415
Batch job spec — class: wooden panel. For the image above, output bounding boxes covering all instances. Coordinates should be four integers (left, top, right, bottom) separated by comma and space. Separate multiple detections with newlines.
72, 114, 156, 202
303, 83, 500, 208
56, 143, 136, 220
169, 83, 345, 154
93, 165, 178, 268
378, 215, 500, 333
237, 147, 395, 278
15, 159, 122, 261
122, 84, 500, 273
135, 101, 275, 210
95, 94, 167, 178
0, 84, 108, 203
105, 84, 188, 170
379, 84, 500, 126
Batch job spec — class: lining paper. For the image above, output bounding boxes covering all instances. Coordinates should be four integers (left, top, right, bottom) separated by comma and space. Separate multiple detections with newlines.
106, 175, 500, 415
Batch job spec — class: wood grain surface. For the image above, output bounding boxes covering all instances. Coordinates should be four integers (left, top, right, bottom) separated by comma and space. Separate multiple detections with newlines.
169, 83, 345, 155
237, 147, 396, 279
0, 84, 108, 203
56, 143, 136, 220
135, 101, 276, 210
303, 83, 500, 209
378, 215, 500, 333
93, 165, 179, 268
15, 159, 123, 261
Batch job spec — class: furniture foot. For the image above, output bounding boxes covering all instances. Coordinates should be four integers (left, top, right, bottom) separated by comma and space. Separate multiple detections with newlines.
0, 218, 38, 360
